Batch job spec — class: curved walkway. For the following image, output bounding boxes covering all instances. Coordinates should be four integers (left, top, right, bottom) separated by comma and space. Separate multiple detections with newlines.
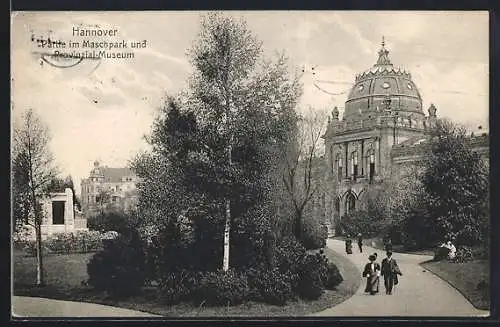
12, 296, 161, 318
311, 239, 489, 317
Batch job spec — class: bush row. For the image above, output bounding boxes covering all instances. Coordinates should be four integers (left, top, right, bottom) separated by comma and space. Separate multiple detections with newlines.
433, 245, 488, 263
23, 230, 105, 256
86, 236, 343, 305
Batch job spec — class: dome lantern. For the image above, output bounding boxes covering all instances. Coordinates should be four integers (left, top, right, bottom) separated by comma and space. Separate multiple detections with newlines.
376, 36, 393, 67
343, 38, 425, 125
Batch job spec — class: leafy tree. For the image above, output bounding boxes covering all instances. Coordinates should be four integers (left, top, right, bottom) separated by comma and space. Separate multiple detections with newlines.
421, 119, 489, 246
282, 107, 327, 242
12, 108, 58, 285
132, 13, 302, 273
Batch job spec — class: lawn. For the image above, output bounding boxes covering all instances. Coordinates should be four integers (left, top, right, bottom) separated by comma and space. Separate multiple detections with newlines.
361, 237, 435, 256
421, 259, 490, 310
13, 246, 360, 317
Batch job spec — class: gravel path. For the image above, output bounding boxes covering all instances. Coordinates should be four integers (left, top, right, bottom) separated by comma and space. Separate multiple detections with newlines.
310, 239, 490, 317
12, 296, 161, 318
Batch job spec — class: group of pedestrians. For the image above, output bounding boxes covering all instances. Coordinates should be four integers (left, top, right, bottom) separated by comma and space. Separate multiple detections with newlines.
362, 251, 403, 295
344, 233, 403, 296
344, 233, 363, 254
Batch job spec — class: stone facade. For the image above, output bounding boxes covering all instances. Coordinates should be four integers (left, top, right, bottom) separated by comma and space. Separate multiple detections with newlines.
321, 39, 489, 236
81, 161, 139, 217
39, 188, 87, 238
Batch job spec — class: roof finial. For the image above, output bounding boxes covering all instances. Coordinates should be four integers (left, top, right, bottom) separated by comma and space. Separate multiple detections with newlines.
376, 36, 392, 66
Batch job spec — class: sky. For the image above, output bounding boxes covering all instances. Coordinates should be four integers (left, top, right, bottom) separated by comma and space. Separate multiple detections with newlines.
11, 11, 489, 195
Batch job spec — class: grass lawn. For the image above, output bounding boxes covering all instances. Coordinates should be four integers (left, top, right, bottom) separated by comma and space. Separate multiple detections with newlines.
359, 237, 435, 256
421, 259, 490, 310
13, 246, 360, 317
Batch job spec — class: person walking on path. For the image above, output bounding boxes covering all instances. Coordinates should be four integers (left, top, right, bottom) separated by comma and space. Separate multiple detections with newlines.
383, 235, 393, 252
381, 251, 402, 295
362, 254, 381, 295
345, 235, 353, 254
357, 233, 363, 253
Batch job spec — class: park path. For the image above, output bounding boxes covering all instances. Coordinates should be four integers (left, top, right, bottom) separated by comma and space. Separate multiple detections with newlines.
12, 296, 161, 318
311, 239, 489, 317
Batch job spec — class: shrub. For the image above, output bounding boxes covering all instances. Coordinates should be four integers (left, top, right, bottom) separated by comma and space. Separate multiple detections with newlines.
302, 221, 327, 250
275, 237, 307, 289
246, 267, 294, 305
158, 270, 202, 304
87, 234, 146, 298
194, 270, 249, 306
87, 211, 135, 235
23, 231, 103, 256
295, 253, 326, 300
452, 246, 473, 263
472, 245, 489, 260
74, 230, 103, 252
434, 246, 450, 261
324, 261, 343, 290
337, 210, 382, 238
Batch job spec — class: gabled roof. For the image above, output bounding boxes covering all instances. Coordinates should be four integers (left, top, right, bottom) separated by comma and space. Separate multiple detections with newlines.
101, 167, 134, 182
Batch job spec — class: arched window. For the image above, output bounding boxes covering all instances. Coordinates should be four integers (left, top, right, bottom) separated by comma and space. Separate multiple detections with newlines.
350, 151, 358, 180
336, 153, 342, 182
345, 192, 356, 214
335, 197, 340, 216
367, 148, 376, 183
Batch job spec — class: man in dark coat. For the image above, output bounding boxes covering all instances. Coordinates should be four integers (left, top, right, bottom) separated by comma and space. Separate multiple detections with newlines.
357, 233, 363, 253
381, 251, 402, 295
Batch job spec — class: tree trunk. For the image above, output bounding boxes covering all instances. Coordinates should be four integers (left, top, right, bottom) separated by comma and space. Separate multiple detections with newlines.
223, 198, 231, 271
32, 196, 44, 286
35, 221, 44, 286
222, 138, 233, 272
294, 209, 302, 241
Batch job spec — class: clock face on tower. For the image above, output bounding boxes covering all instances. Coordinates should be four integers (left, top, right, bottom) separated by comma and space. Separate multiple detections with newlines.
358, 84, 364, 91
382, 82, 390, 89
407, 83, 413, 90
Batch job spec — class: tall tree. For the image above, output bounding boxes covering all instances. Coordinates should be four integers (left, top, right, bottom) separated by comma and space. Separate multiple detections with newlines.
12, 109, 57, 285
421, 119, 489, 246
282, 107, 327, 242
188, 13, 264, 271
133, 13, 302, 272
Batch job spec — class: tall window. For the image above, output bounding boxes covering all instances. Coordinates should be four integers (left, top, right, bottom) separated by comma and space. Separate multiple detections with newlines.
368, 149, 376, 183
336, 154, 343, 181
52, 201, 65, 225
345, 193, 356, 214
350, 151, 358, 180
335, 198, 340, 217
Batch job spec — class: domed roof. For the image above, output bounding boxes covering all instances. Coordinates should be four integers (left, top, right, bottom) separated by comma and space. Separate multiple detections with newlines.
344, 38, 424, 122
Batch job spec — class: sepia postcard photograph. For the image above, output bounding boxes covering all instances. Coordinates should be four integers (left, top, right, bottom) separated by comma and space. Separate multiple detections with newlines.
11, 10, 490, 318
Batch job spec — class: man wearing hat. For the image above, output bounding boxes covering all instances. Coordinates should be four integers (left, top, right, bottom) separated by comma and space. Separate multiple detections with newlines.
381, 251, 402, 295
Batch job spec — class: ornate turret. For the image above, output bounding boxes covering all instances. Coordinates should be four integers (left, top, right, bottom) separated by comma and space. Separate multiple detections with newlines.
90, 160, 104, 181
428, 103, 437, 117
332, 106, 339, 120
376, 36, 392, 67
426, 103, 438, 129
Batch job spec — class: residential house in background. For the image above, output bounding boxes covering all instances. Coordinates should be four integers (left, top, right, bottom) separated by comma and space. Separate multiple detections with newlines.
80, 161, 139, 217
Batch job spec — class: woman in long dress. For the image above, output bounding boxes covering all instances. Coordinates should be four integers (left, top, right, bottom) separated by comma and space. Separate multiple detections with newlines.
345, 235, 353, 254
362, 254, 380, 295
